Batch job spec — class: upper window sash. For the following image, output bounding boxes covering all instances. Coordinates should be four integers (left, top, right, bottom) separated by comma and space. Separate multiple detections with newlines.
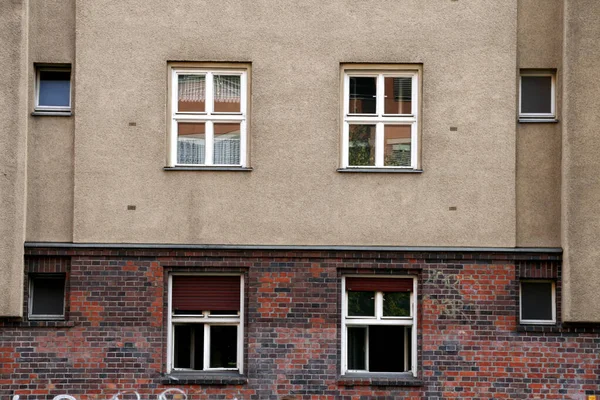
519, 71, 556, 118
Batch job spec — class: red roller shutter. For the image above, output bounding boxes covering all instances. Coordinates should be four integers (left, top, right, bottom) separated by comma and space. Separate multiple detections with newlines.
172, 275, 240, 312
346, 277, 413, 292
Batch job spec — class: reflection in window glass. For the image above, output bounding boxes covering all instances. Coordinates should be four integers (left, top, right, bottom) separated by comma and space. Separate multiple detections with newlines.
383, 292, 411, 317
521, 282, 553, 321
210, 326, 237, 368
178, 122, 206, 164
214, 75, 241, 113
30, 275, 65, 317
178, 75, 206, 112
384, 125, 411, 167
214, 123, 241, 165
349, 125, 376, 166
384, 77, 412, 114
174, 324, 204, 370
347, 327, 366, 370
349, 77, 376, 114
369, 326, 409, 372
348, 291, 375, 316
38, 70, 71, 107
521, 76, 552, 114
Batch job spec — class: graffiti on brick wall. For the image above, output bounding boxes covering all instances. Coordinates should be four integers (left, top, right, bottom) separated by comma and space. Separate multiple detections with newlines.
424, 269, 475, 321
11, 389, 207, 400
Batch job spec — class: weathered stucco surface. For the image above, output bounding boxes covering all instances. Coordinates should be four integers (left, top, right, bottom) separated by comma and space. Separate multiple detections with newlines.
0, 0, 28, 316
516, 0, 562, 247
562, 0, 600, 322
70, 0, 518, 246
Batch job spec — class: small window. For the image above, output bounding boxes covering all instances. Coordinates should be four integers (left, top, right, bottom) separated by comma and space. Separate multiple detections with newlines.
28, 274, 66, 320
341, 65, 421, 170
519, 70, 555, 121
520, 280, 556, 324
168, 275, 244, 373
35, 66, 72, 112
168, 64, 249, 167
342, 276, 416, 376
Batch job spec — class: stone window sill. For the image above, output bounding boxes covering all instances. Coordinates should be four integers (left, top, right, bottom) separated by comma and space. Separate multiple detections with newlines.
31, 111, 72, 117
518, 118, 559, 123
164, 166, 253, 172
337, 168, 423, 174
161, 372, 247, 385
338, 373, 423, 387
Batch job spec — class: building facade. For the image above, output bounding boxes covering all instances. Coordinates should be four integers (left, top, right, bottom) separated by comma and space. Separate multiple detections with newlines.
1, 0, 600, 398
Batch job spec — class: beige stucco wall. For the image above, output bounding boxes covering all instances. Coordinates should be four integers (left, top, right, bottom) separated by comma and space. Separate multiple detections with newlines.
25, 0, 75, 242
515, 0, 562, 247
67, 0, 518, 246
0, 0, 28, 317
562, 0, 600, 322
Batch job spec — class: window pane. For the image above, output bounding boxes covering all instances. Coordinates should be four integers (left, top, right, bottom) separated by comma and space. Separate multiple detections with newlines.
369, 325, 408, 372
349, 77, 376, 114
384, 125, 411, 167
210, 326, 237, 368
521, 76, 552, 114
177, 122, 205, 164
347, 291, 375, 316
349, 125, 376, 166
383, 292, 411, 317
174, 325, 204, 369
38, 70, 70, 107
31, 276, 65, 316
384, 77, 412, 114
521, 282, 553, 321
214, 123, 241, 165
178, 75, 205, 112
214, 75, 241, 113
347, 327, 366, 370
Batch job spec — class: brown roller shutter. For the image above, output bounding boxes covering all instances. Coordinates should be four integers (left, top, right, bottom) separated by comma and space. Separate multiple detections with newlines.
346, 277, 413, 292
172, 276, 240, 312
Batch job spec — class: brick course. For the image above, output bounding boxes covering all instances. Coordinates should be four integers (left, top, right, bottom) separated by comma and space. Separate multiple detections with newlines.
1, 248, 598, 399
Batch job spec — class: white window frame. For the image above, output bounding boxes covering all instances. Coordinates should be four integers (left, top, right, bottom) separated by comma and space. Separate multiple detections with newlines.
341, 276, 417, 377
35, 66, 72, 112
168, 65, 249, 167
167, 273, 244, 374
341, 66, 420, 170
28, 274, 66, 321
519, 280, 556, 325
519, 70, 556, 121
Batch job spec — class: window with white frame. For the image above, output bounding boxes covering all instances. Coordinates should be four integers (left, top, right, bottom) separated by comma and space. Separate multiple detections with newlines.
169, 65, 248, 167
168, 275, 244, 373
342, 66, 420, 169
35, 65, 72, 112
28, 274, 66, 320
519, 70, 556, 121
519, 280, 556, 325
342, 276, 417, 376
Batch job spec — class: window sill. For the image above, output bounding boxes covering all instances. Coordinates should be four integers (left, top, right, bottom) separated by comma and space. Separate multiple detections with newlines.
338, 373, 423, 387
337, 168, 423, 174
161, 372, 247, 385
164, 166, 253, 172
31, 111, 72, 117
518, 118, 559, 123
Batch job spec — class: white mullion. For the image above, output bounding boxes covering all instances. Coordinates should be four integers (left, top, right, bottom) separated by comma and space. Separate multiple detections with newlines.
240, 72, 247, 168
346, 116, 414, 123
204, 324, 210, 370
167, 275, 173, 372
342, 122, 349, 168
346, 318, 412, 326
410, 122, 417, 169
240, 120, 247, 167
206, 73, 214, 114
238, 275, 244, 373
375, 123, 384, 167
411, 277, 418, 376
344, 73, 350, 115
376, 74, 384, 116
170, 72, 179, 167
175, 114, 242, 121
205, 121, 214, 165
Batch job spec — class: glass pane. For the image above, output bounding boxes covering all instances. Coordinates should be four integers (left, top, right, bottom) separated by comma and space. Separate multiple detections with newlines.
177, 122, 205, 164
369, 325, 409, 372
348, 125, 376, 166
384, 125, 411, 167
347, 291, 375, 316
347, 327, 366, 370
178, 75, 205, 112
38, 70, 70, 107
383, 292, 411, 317
521, 282, 553, 321
214, 123, 241, 165
174, 325, 204, 369
31, 276, 65, 316
384, 77, 412, 114
214, 75, 241, 113
210, 326, 238, 368
521, 76, 552, 114
349, 77, 376, 114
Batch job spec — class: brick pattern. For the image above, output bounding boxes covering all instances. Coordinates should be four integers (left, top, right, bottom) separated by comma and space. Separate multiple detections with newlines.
1, 248, 598, 399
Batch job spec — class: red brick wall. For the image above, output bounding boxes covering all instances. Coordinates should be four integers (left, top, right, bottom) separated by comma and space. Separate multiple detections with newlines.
1, 248, 598, 399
